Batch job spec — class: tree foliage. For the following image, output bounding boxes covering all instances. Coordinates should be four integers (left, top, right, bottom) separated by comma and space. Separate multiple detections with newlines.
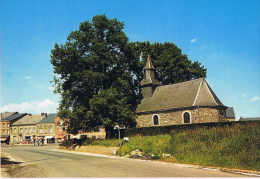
50, 15, 207, 137
128, 42, 207, 85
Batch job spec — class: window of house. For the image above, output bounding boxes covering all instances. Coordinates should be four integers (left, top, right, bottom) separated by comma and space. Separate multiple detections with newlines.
183, 112, 191, 123
39, 128, 43, 133
59, 126, 63, 132
7, 129, 9, 134
3, 123, 5, 128
13, 136, 17, 142
20, 128, 23, 133
13, 128, 17, 133
2, 129, 5, 134
33, 127, 36, 132
7, 123, 9, 127
153, 115, 160, 125
49, 128, 53, 133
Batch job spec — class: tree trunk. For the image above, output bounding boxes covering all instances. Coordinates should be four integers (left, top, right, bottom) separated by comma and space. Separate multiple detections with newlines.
105, 126, 115, 139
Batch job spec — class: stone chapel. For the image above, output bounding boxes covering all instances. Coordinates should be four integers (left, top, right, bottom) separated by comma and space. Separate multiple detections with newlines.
136, 55, 235, 127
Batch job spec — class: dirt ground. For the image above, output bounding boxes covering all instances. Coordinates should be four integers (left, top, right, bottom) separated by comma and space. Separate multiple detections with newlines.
60, 145, 120, 155
1, 146, 116, 178
1, 152, 47, 178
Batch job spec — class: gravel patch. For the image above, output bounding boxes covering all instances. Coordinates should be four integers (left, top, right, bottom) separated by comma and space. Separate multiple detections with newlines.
1, 152, 47, 178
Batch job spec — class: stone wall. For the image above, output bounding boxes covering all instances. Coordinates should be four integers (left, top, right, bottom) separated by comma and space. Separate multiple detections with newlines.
136, 107, 228, 127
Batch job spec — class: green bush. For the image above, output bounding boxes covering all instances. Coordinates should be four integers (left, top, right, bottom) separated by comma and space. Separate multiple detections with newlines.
60, 138, 88, 149
59, 139, 76, 148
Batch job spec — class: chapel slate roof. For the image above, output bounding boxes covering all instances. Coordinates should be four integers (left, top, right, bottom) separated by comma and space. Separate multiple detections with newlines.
136, 78, 225, 113
12, 114, 45, 126
38, 113, 56, 124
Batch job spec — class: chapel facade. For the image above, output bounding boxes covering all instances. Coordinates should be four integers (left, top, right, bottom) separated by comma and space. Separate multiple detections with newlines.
136, 55, 234, 127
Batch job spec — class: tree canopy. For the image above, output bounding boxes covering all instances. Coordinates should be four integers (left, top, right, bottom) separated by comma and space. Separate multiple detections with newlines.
50, 15, 207, 137
128, 42, 207, 85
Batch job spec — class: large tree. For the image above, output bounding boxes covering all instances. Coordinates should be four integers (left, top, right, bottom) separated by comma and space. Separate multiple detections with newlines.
51, 15, 137, 136
50, 15, 207, 137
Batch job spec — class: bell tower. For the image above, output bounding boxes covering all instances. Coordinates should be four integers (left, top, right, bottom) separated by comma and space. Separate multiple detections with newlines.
140, 55, 161, 98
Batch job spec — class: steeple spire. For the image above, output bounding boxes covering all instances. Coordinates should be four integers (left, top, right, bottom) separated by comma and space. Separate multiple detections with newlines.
145, 55, 154, 69
140, 55, 161, 98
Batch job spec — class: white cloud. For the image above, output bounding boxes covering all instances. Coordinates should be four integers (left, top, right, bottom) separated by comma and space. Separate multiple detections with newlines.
190, 38, 197, 43
24, 76, 32, 80
251, 96, 260, 102
0, 99, 58, 114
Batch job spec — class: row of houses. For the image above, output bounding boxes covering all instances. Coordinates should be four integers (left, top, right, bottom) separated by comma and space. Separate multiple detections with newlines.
0, 112, 105, 145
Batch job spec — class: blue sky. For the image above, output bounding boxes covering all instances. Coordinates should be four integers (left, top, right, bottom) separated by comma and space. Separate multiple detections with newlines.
1, 0, 260, 119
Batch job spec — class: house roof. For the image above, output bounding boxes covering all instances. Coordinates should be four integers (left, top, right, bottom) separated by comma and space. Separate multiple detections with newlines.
1, 113, 27, 122
239, 117, 260, 121
38, 113, 56, 124
136, 78, 225, 113
12, 114, 44, 126
1, 112, 18, 120
226, 107, 235, 118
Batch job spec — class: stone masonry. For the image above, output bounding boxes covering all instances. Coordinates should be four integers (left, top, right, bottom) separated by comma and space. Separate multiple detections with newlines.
137, 107, 227, 127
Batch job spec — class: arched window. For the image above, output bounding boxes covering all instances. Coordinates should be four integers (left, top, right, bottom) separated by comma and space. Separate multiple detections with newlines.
183, 112, 191, 123
153, 115, 160, 125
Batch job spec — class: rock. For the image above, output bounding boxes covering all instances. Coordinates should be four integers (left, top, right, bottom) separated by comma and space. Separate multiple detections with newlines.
162, 153, 172, 157
130, 149, 143, 157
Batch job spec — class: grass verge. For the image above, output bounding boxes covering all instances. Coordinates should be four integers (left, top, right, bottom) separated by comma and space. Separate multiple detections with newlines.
84, 122, 259, 171
165, 122, 260, 171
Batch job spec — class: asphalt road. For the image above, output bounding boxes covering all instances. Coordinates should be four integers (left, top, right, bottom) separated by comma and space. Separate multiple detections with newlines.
1, 145, 251, 177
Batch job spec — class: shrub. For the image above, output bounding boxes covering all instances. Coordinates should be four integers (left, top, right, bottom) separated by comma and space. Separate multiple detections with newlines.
60, 138, 88, 149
